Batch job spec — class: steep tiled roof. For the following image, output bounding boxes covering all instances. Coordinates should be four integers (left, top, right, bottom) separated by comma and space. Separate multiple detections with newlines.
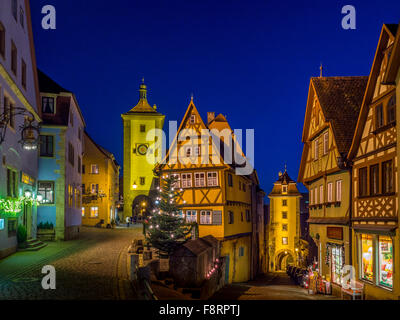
311, 76, 368, 155
38, 69, 71, 94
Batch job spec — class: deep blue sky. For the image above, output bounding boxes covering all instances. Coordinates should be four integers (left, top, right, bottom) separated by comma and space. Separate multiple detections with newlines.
30, 0, 400, 195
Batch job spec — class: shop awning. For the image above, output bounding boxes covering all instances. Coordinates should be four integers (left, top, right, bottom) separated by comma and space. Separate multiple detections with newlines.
307, 217, 349, 225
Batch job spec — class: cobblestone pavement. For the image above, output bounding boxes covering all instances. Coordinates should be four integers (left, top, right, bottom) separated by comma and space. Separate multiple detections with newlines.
0, 226, 144, 300
211, 272, 339, 300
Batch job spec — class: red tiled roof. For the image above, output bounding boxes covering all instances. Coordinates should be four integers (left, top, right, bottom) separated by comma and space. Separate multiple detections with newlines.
311, 76, 368, 155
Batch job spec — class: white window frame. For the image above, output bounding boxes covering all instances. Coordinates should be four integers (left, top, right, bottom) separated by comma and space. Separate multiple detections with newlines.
327, 182, 333, 203
320, 185, 324, 204
207, 172, 218, 187
181, 173, 192, 188
314, 138, 319, 160
336, 180, 342, 202
323, 132, 329, 155
200, 210, 212, 225
186, 210, 197, 223
194, 172, 206, 187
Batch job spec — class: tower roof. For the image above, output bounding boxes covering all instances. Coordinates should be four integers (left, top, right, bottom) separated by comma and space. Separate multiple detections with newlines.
268, 169, 301, 197
124, 79, 161, 114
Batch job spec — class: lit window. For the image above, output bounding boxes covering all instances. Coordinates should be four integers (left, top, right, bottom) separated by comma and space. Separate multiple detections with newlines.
91, 164, 99, 174
91, 184, 99, 194
282, 237, 288, 245
81, 207, 85, 217
361, 234, 373, 282
207, 172, 218, 187
38, 181, 54, 204
378, 236, 393, 288
90, 207, 99, 218
319, 185, 324, 203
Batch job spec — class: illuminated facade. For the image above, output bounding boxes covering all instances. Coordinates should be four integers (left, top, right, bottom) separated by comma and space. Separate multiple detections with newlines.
121, 80, 165, 220
157, 99, 265, 283
348, 24, 400, 299
82, 131, 120, 227
268, 170, 302, 272
0, 1, 41, 258
37, 71, 85, 240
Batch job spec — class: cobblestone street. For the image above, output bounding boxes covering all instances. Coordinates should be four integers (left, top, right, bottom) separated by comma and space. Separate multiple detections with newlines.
211, 272, 339, 300
0, 226, 144, 300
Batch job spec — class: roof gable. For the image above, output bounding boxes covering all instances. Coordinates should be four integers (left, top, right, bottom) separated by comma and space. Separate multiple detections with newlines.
348, 24, 398, 159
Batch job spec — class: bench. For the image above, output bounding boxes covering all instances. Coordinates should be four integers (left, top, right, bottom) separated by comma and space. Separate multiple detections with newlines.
341, 280, 364, 300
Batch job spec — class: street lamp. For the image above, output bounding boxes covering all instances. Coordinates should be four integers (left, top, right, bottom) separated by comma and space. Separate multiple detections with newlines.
132, 182, 137, 189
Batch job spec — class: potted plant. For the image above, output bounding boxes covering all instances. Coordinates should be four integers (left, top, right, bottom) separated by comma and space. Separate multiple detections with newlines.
17, 225, 28, 248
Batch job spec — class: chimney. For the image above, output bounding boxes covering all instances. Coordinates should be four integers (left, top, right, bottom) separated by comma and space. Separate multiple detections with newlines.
207, 112, 215, 125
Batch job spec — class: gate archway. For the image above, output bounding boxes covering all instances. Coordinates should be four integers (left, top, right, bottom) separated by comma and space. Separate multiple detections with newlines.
276, 251, 295, 271
131, 194, 153, 221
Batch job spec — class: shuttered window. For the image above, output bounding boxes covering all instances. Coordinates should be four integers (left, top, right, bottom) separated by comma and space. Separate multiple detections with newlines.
212, 211, 222, 225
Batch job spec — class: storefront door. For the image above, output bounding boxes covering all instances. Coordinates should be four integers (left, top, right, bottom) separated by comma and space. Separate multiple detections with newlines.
329, 244, 344, 285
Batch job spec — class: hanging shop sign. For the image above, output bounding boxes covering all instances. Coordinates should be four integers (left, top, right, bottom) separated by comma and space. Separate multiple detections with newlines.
327, 227, 343, 240
21, 172, 35, 186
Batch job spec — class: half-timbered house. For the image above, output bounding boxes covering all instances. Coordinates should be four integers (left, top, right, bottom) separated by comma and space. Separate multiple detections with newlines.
348, 24, 399, 299
157, 99, 264, 283
298, 76, 367, 292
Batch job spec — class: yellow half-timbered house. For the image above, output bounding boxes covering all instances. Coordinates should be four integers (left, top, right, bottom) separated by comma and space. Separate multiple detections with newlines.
348, 24, 399, 299
157, 99, 263, 283
298, 75, 367, 292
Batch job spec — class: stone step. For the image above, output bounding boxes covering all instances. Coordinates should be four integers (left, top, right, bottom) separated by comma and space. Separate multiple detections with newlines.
18, 242, 48, 252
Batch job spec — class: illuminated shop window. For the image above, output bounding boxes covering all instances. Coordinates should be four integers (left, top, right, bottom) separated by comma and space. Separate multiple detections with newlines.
378, 236, 393, 289
81, 207, 85, 217
361, 234, 373, 282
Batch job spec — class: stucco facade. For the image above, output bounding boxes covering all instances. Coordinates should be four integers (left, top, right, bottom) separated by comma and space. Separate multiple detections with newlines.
0, 0, 40, 258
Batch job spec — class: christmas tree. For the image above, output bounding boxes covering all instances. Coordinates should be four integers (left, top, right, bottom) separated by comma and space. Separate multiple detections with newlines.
144, 174, 197, 256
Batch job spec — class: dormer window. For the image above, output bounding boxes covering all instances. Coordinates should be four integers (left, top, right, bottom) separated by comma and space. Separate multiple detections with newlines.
282, 185, 288, 193
42, 97, 55, 114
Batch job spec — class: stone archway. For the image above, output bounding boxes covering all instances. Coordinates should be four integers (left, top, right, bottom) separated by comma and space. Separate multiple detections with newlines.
276, 250, 295, 271
131, 194, 153, 222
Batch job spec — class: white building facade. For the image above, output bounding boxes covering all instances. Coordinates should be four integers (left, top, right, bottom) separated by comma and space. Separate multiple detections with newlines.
0, 0, 41, 258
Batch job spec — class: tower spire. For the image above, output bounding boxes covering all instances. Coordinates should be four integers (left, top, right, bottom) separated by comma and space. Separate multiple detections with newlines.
139, 78, 147, 100
320, 63, 323, 78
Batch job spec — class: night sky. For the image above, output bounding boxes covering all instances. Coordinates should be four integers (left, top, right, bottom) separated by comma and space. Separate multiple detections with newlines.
30, 0, 400, 195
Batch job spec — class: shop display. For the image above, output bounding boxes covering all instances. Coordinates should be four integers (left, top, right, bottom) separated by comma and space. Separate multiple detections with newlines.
361, 234, 373, 281
379, 236, 393, 288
